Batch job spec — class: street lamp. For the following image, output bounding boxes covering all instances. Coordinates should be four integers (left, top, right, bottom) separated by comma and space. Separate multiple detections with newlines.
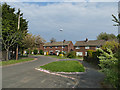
59, 29, 63, 58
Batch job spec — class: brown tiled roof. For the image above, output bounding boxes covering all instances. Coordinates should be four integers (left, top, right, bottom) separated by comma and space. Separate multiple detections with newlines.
43, 41, 72, 46
74, 40, 105, 46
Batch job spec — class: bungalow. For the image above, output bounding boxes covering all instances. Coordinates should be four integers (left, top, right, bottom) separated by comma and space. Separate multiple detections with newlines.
74, 38, 105, 57
43, 40, 74, 55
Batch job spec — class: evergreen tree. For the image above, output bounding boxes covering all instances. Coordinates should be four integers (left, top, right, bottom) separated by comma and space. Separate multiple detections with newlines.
2, 3, 28, 60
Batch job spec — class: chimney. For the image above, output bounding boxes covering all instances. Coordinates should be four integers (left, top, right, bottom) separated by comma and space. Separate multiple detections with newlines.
51, 41, 53, 43
85, 38, 88, 42
63, 40, 66, 43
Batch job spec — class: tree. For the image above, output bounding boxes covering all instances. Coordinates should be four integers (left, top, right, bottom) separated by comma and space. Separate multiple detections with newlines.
2, 3, 28, 60
97, 32, 116, 41
35, 35, 46, 48
101, 40, 119, 53
112, 14, 120, 26
98, 48, 118, 88
22, 33, 35, 54
50, 37, 56, 43
117, 34, 120, 40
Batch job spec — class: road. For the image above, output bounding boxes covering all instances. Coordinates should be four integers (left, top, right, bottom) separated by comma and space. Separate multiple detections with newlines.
2, 56, 75, 88
2, 55, 105, 88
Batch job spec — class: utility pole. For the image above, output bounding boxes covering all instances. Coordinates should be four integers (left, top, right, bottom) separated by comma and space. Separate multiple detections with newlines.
60, 29, 63, 58
16, 9, 20, 60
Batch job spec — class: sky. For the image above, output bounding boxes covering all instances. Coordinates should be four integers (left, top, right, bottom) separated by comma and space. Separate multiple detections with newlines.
5, 1, 118, 44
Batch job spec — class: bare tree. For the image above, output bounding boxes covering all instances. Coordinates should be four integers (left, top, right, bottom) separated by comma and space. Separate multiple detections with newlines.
2, 31, 22, 61
50, 37, 56, 43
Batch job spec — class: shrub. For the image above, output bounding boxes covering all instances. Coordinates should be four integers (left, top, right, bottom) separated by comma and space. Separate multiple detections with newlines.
33, 49, 38, 55
59, 54, 64, 57
59, 52, 65, 55
67, 51, 76, 58
40, 50, 44, 55
87, 50, 94, 57
30, 50, 33, 54
98, 48, 118, 88
26, 49, 29, 55
84, 49, 102, 65
101, 41, 119, 53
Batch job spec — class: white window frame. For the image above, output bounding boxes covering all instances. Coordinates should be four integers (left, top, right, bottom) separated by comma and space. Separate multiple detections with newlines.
85, 46, 90, 49
76, 52, 83, 56
55, 46, 58, 48
49, 50, 53, 53
75, 46, 80, 49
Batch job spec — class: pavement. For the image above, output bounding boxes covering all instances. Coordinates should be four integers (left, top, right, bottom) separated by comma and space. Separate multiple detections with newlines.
2, 55, 105, 88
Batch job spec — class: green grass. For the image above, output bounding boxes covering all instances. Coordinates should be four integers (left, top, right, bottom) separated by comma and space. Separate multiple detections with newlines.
45, 55, 83, 60
1, 58, 34, 66
45, 55, 69, 59
40, 60, 85, 72
75, 56, 83, 60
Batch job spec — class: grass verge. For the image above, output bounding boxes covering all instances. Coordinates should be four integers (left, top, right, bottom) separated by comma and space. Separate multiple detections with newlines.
45, 55, 83, 60
40, 60, 85, 72
1, 58, 34, 66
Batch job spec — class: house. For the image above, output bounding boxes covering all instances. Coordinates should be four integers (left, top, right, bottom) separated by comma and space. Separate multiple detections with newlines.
74, 38, 105, 57
43, 40, 74, 55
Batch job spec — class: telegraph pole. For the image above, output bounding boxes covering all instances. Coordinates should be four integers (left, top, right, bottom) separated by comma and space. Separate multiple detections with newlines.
60, 29, 63, 58
16, 9, 20, 60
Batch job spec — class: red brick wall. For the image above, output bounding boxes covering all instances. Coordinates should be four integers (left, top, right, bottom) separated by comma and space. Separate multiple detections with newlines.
68, 41, 74, 52
74, 46, 96, 56
44, 46, 68, 54
43, 42, 74, 54
37, 43, 44, 51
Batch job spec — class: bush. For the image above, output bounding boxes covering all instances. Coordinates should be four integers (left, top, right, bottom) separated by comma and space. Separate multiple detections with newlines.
59, 54, 64, 57
87, 50, 94, 57
101, 41, 119, 53
26, 49, 30, 55
98, 48, 118, 88
67, 51, 76, 58
84, 49, 101, 65
33, 49, 38, 55
30, 50, 33, 54
59, 52, 65, 55
39, 50, 44, 55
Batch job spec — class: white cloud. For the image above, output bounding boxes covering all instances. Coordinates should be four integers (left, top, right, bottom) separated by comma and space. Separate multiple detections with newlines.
7, 2, 118, 43
1, 0, 119, 2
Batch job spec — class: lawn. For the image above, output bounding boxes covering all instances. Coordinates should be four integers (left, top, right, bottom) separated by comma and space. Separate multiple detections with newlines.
40, 60, 85, 72
45, 55, 69, 59
1, 58, 34, 66
45, 55, 83, 60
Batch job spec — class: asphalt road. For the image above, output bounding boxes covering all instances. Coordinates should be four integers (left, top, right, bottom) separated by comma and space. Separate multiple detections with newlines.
2, 56, 75, 88
2, 55, 105, 88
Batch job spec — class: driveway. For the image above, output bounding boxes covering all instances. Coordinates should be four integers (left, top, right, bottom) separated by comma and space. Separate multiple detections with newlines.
2, 55, 105, 88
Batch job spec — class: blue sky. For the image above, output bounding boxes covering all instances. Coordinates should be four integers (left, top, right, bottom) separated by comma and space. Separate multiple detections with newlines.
7, 2, 118, 44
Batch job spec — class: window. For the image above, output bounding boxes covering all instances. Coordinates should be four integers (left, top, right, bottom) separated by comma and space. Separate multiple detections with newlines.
85, 52, 87, 56
44, 47, 46, 49
85, 46, 89, 49
75, 46, 80, 49
49, 50, 53, 52
76, 52, 83, 56
50, 46, 52, 48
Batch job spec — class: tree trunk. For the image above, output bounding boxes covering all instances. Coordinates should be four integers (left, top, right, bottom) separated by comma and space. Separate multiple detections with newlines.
6, 48, 9, 61
29, 48, 30, 55
22, 48, 23, 56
